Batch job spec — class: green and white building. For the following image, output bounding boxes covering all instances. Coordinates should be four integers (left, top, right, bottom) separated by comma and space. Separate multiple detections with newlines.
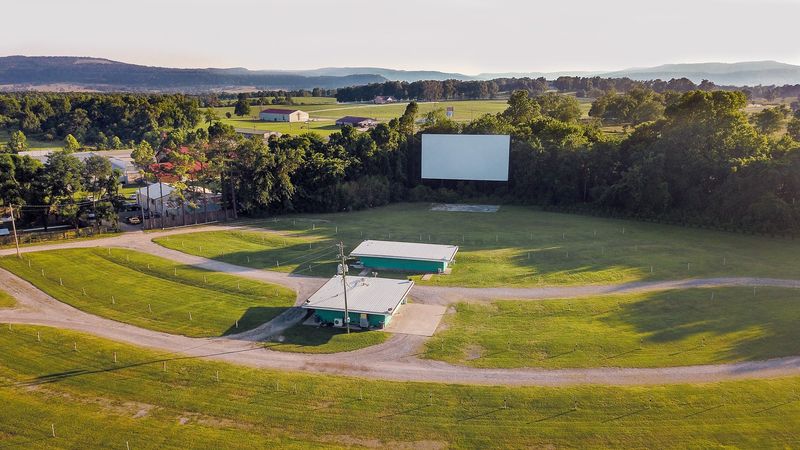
302, 275, 414, 329
350, 240, 459, 273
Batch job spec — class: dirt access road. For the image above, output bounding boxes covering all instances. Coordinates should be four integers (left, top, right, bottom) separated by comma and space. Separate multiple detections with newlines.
3, 225, 800, 386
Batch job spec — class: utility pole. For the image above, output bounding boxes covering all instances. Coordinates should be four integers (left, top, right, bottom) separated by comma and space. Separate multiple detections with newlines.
8, 205, 20, 258
337, 242, 350, 334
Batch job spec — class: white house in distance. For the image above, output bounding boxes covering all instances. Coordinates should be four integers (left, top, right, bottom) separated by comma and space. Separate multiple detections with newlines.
335, 116, 379, 129
136, 182, 221, 215
374, 96, 396, 104
20, 149, 141, 184
258, 108, 309, 122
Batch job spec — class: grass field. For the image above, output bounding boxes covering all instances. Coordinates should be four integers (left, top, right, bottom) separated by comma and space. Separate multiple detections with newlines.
1, 325, 799, 448
0, 130, 62, 150
0, 230, 122, 250
211, 99, 512, 137
0, 248, 295, 337
154, 203, 800, 287
424, 287, 800, 368
0, 289, 15, 308
265, 324, 388, 354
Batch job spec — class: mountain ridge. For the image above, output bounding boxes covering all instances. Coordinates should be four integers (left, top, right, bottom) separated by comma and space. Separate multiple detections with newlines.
2, 56, 799, 92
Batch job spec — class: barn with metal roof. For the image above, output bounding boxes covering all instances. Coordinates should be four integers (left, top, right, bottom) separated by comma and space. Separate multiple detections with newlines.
302, 275, 414, 329
350, 240, 459, 273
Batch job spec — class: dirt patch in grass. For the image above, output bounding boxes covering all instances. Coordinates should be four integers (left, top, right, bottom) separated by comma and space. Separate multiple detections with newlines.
464, 344, 485, 361
322, 435, 448, 449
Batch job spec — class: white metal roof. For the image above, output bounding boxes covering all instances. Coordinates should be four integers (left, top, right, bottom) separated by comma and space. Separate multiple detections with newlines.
350, 240, 458, 263
137, 182, 176, 200
301, 275, 414, 316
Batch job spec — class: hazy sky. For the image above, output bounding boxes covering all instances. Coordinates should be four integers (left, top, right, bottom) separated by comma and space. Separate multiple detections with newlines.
2, 0, 799, 74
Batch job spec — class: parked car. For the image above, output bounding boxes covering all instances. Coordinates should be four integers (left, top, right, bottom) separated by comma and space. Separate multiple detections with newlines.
126, 216, 142, 225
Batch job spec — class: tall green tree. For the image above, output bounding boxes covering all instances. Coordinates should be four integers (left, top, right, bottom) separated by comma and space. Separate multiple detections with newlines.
63, 134, 81, 152
43, 152, 85, 230
397, 102, 418, 136
533, 93, 582, 123
752, 105, 791, 135
787, 117, 800, 142
132, 141, 155, 178
6, 130, 28, 153
234, 93, 251, 117
502, 90, 540, 124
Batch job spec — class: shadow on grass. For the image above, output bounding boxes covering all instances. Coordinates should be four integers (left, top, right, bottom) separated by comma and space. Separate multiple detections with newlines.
533, 409, 574, 422
606, 288, 800, 363
602, 407, 648, 423
221, 306, 293, 337
263, 324, 371, 348
2, 345, 275, 389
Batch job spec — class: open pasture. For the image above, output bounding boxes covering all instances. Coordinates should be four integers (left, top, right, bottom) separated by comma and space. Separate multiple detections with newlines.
211, 99, 512, 137
424, 287, 800, 368
1, 325, 799, 448
155, 203, 800, 287
0, 248, 295, 337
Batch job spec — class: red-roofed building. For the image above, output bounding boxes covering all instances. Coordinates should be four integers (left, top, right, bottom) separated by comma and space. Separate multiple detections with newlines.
259, 108, 309, 122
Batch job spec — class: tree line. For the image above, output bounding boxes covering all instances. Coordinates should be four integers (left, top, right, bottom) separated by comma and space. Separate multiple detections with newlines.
334, 78, 550, 102
2, 89, 799, 235
0, 93, 202, 148
0, 147, 120, 229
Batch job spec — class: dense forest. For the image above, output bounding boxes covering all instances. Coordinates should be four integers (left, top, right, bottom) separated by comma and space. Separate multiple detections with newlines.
0, 93, 204, 147
336, 75, 800, 103
2, 89, 800, 234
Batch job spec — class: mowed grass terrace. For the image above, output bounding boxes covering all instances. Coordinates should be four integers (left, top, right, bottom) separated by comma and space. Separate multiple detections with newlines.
1, 325, 800, 448
0, 289, 15, 308
265, 324, 388, 354
424, 287, 800, 368
154, 203, 800, 287
0, 248, 295, 337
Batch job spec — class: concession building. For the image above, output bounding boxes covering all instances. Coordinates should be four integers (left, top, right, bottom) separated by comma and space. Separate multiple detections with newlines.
350, 240, 458, 273
302, 275, 414, 329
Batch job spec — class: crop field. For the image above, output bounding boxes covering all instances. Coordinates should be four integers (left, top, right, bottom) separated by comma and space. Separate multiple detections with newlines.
424, 287, 800, 368
1, 325, 799, 448
265, 324, 388, 354
154, 203, 800, 287
0, 289, 15, 307
0, 248, 295, 337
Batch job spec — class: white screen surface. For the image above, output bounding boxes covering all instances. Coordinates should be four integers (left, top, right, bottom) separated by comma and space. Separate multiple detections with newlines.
421, 134, 510, 181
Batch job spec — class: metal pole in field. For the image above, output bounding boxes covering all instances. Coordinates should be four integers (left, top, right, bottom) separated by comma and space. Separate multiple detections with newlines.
337, 242, 350, 334
8, 205, 21, 258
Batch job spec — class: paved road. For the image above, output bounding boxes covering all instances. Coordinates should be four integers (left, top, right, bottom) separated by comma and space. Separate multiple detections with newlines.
3, 226, 800, 386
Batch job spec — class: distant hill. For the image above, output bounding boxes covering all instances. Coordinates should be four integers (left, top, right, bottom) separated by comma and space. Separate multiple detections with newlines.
273, 67, 474, 83
476, 71, 603, 80
261, 61, 800, 86
602, 61, 800, 85
2, 56, 799, 93
0, 56, 387, 92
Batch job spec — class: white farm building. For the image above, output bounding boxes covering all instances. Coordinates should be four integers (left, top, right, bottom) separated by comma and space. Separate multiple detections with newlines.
258, 108, 309, 122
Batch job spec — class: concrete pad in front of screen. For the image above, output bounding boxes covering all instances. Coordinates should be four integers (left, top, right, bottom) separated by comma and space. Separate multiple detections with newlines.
384, 303, 446, 337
